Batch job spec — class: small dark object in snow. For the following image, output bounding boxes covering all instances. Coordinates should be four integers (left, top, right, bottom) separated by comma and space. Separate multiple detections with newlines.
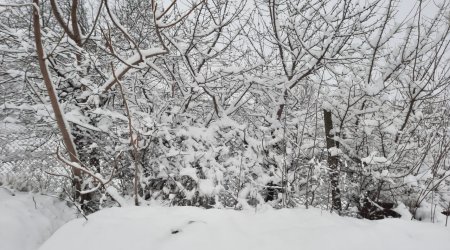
358, 198, 401, 220
171, 220, 205, 234
441, 210, 450, 216
265, 181, 277, 202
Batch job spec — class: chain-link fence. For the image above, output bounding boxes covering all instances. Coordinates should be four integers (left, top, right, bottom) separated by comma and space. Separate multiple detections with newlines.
0, 109, 67, 192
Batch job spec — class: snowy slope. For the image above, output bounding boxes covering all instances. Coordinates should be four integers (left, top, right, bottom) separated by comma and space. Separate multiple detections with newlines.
0, 189, 76, 250
40, 206, 450, 250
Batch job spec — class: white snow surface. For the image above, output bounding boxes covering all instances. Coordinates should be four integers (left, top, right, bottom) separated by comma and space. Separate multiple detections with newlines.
40, 206, 450, 250
0, 189, 76, 250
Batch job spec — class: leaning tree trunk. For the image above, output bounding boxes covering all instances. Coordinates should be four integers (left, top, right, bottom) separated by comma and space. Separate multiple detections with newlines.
32, 0, 82, 199
323, 109, 342, 213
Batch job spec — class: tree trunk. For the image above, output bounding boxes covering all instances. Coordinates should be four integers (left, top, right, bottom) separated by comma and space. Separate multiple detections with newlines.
323, 109, 342, 213
32, 0, 82, 199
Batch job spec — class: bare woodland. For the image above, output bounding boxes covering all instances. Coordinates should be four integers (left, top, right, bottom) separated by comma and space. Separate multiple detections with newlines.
1, 0, 450, 220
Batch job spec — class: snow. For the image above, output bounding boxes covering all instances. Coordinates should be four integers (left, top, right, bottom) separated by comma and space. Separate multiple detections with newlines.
105, 186, 129, 208
3, 188, 450, 250
198, 179, 215, 196
180, 167, 199, 181
40, 206, 450, 250
362, 152, 389, 165
0, 189, 76, 250
404, 174, 419, 187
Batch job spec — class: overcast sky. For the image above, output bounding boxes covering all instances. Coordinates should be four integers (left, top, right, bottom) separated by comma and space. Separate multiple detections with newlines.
395, 0, 446, 21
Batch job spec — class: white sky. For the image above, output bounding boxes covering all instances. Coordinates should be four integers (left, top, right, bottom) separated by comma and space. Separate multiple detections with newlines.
396, 0, 447, 20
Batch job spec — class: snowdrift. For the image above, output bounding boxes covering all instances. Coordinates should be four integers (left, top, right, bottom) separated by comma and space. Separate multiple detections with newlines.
0, 189, 76, 250
39, 206, 450, 250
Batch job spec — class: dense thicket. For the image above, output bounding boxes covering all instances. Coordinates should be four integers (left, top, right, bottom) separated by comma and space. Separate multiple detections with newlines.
1, 0, 450, 220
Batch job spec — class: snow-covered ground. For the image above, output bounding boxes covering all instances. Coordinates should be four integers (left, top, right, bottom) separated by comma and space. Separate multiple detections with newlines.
39, 205, 450, 250
0, 189, 76, 250
3, 189, 449, 250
